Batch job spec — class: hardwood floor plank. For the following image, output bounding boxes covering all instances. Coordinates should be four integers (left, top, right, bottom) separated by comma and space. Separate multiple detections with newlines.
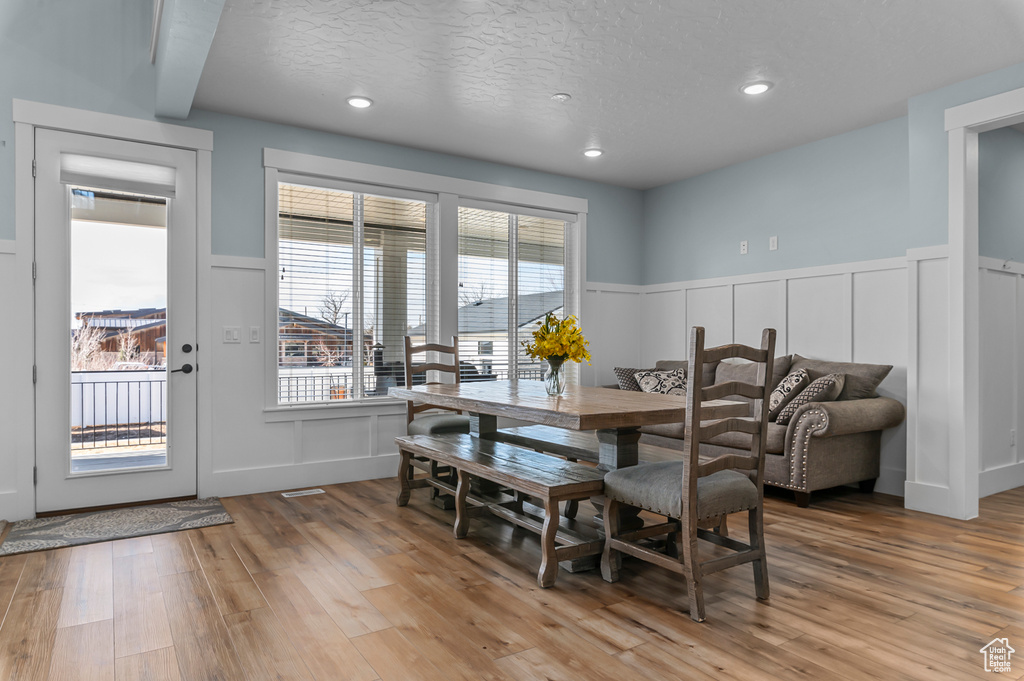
0, 555, 27, 630
149, 533, 200, 577
112, 553, 173, 658
187, 527, 267, 615
58, 543, 114, 628
296, 521, 394, 592
160, 569, 245, 681
223, 607, 314, 681
0, 588, 63, 681
252, 569, 378, 681
111, 537, 153, 560
47, 619, 114, 681
290, 562, 392, 639
350, 627, 443, 681
19, 548, 72, 593
114, 647, 182, 681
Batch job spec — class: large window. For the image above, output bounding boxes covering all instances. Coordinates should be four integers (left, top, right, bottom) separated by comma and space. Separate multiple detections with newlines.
457, 206, 566, 382
277, 182, 429, 403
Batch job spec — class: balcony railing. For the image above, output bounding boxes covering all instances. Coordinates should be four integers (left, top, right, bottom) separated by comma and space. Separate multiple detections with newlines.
72, 370, 167, 451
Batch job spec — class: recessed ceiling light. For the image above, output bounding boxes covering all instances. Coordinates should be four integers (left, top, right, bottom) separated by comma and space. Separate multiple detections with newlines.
551, 93, 572, 103
347, 96, 373, 108
583, 148, 603, 158
741, 81, 773, 96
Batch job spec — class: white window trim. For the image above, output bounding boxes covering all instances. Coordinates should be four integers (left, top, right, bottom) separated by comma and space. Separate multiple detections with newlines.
263, 150, 587, 416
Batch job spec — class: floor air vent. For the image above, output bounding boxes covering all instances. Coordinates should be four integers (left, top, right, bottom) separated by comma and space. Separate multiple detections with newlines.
281, 488, 326, 498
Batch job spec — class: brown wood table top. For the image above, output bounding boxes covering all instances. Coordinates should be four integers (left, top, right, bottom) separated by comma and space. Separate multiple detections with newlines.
388, 380, 747, 431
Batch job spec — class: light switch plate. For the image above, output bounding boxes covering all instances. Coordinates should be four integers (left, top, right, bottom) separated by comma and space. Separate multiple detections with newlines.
223, 326, 241, 344
769, 235, 778, 251
740, 240, 748, 255
249, 326, 260, 343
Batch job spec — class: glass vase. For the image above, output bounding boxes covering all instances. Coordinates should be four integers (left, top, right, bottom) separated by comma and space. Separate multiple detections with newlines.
544, 359, 566, 396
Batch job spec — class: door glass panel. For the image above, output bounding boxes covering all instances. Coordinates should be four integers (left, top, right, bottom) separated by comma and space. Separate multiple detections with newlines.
69, 187, 169, 473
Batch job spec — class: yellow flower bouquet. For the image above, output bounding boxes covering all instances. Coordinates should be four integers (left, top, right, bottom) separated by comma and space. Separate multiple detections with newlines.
521, 313, 591, 395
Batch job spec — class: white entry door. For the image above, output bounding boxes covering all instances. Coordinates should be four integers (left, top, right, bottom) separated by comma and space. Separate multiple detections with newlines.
34, 129, 198, 513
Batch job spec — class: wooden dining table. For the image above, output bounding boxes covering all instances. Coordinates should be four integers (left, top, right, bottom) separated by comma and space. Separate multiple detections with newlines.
388, 380, 748, 472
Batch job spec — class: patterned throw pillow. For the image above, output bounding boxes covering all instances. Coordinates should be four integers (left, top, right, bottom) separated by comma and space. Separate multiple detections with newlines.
633, 368, 686, 396
775, 373, 845, 426
613, 367, 654, 392
768, 369, 811, 421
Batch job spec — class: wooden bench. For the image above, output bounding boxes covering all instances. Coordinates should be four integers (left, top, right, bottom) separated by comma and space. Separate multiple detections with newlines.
395, 433, 605, 587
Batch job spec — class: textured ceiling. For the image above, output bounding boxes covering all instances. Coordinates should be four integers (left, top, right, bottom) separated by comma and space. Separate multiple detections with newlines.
193, 0, 1024, 189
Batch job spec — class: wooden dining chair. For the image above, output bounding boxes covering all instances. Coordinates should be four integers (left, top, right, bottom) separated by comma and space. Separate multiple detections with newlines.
402, 336, 471, 507
403, 336, 471, 436
600, 326, 776, 622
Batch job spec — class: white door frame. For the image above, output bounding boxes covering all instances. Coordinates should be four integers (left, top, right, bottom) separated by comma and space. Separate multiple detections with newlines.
945, 86, 1024, 519
13, 100, 212, 516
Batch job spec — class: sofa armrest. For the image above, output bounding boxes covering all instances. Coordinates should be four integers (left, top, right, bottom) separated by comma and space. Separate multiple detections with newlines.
787, 397, 905, 440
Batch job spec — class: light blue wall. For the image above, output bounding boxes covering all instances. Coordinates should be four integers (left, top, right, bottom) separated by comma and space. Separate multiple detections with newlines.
180, 110, 644, 284
908, 62, 1024, 251
980, 126, 1024, 260
0, 0, 644, 285
642, 117, 909, 284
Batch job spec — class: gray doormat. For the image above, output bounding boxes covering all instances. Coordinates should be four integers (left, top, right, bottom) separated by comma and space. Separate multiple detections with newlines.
0, 497, 233, 556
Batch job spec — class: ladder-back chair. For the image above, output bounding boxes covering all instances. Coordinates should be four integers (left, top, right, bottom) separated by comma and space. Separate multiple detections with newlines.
601, 326, 776, 622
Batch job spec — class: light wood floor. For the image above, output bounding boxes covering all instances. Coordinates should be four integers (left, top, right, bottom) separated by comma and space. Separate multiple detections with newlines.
0, 479, 1021, 681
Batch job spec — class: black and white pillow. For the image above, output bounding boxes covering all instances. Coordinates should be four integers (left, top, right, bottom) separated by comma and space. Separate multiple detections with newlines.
633, 368, 686, 396
775, 373, 845, 425
613, 367, 654, 392
768, 369, 811, 421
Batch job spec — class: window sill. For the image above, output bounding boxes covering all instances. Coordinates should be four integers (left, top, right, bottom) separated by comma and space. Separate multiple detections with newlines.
264, 397, 407, 423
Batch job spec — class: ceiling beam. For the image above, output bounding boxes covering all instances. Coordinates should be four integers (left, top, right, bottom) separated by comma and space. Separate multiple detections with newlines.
154, 0, 226, 119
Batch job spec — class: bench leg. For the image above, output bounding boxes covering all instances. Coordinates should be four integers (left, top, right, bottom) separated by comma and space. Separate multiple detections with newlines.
563, 499, 579, 520
396, 450, 413, 507
538, 497, 560, 588
454, 469, 470, 539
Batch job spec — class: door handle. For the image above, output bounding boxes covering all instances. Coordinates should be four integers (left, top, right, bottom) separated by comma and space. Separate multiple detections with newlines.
171, 363, 194, 374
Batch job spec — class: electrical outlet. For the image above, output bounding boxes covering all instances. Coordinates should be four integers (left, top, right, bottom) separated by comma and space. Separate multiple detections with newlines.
1011, 429, 1017, 447
740, 240, 748, 255
769, 235, 778, 251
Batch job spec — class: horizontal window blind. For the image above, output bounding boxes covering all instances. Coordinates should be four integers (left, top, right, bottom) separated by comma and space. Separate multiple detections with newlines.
278, 183, 428, 403
458, 206, 566, 383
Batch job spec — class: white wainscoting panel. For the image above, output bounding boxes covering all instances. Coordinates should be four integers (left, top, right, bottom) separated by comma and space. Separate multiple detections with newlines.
904, 248, 953, 515
0, 253, 20, 497
201, 264, 411, 499
583, 283, 643, 386
640, 257, 909, 496
978, 260, 1024, 497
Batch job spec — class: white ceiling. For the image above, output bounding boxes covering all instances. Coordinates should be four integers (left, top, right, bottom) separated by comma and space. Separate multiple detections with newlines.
193, 0, 1024, 190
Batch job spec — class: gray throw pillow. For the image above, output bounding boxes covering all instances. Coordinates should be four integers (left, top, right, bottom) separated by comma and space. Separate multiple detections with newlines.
613, 367, 654, 392
768, 369, 811, 421
634, 368, 686, 396
776, 373, 845, 426
838, 373, 881, 401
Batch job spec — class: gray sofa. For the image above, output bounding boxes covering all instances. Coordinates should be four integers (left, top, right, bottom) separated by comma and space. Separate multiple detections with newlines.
614, 354, 906, 507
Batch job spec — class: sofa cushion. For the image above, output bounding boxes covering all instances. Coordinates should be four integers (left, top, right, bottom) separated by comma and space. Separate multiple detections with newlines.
408, 413, 471, 436
714, 355, 793, 396
776, 373, 845, 425
655, 359, 719, 388
604, 463, 758, 520
789, 354, 892, 400
612, 366, 653, 392
640, 421, 786, 454
634, 368, 686, 395
769, 369, 811, 420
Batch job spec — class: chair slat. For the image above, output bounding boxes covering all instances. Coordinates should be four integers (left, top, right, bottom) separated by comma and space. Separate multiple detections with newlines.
699, 417, 760, 441
407, 342, 459, 355
409, 362, 458, 375
697, 454, 757, 478
701, 344, 769, 364
702, 381, 764, 402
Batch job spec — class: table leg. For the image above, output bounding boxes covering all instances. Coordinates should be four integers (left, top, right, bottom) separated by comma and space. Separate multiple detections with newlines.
595, 427, 644, 532
468, 412, 503, 497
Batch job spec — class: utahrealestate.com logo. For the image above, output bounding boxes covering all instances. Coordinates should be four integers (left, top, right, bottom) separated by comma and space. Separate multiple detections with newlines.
980, 638, 1015, 673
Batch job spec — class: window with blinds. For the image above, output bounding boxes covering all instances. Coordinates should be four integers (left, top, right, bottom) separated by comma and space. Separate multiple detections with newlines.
457, 206, 566, 382
278, 182, 429, 404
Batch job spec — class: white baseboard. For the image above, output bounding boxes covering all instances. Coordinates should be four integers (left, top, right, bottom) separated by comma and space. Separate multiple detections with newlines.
904, 481, 962, 519
979, 461, 1024, 498
203, 454, 400, 500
